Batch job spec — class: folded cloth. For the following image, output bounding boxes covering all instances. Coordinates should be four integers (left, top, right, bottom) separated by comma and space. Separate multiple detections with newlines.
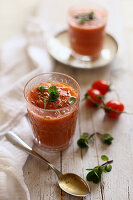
0, 18, 54, 200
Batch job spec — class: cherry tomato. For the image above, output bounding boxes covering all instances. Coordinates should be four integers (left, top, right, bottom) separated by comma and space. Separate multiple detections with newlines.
92, 80, 110, 95
104, 100, 124, 118
85, 89, 103, 107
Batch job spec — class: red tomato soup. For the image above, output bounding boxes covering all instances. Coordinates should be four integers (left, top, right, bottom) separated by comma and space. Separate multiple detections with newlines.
68, 8, 107, 60
25, 76, 80, 152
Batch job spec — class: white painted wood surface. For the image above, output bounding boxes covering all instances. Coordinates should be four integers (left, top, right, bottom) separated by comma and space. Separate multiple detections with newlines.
0, 0, 133, 199
22, 0, 133, 199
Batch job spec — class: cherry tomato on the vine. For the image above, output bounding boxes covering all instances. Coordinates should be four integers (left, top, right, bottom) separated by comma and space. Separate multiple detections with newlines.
85, 89, 103, 107
92, 80, 110, 95
104, 100, 124, 118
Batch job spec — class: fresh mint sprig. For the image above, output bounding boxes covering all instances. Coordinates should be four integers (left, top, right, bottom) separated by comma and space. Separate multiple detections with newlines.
77, 133, 90, 148
88, 11, 94, 19
77, 132, 114, 148
101, 155, 109, 161
77, 132, 95, 148
74, 11, 95, 24
37, 85, 45, 93
86, 155, 113, 184
101, 134, 114, 145
48, 86, 59, 102
96, 132, 114, 145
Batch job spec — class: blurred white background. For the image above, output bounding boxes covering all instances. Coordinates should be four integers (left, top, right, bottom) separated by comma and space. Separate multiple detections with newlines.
0, 0, 132, 63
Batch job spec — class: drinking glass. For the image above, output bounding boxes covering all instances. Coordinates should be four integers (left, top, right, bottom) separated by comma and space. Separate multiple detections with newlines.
24, 72, 80, 152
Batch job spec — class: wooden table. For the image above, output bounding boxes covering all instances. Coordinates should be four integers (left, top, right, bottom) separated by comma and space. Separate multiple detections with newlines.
23, 0, 133, 199
1, 0, 133, 199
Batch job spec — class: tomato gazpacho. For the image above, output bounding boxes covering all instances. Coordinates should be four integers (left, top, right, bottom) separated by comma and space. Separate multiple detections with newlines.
24, 73, 80, 152
68, 7, 107, 60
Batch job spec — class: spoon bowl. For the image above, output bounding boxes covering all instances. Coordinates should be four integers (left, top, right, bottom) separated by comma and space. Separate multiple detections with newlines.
58, 173, 90, 197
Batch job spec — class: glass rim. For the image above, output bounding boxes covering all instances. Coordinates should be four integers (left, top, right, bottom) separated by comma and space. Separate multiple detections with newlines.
24, 72, 80, 112
67, 3, 108, 19
67, 2, 108, 11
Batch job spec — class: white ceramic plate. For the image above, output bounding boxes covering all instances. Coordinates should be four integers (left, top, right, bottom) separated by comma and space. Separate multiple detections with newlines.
47, 30, 118, 69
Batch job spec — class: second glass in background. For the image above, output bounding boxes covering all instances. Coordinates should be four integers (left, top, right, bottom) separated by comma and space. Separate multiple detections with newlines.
68, 4, 107, 61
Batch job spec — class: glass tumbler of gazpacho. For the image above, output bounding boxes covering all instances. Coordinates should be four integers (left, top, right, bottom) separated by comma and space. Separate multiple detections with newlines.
24, 72, 80, 152
68, 5, 107, 61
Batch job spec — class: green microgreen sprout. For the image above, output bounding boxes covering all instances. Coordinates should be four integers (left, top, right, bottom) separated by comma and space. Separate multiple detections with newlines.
68, 97, 76, 105
96, 132, 114, 145
77, 132, 114, 149
86, 155, 113, 184
77, 133, 89, 148
77, 132, 95, 148
105, 164, 112, 172
44, 100, 47, 109
48, 86, 59, 102
101, 155, 109, 161
88, 11, 94, 19
101, 133, 114, 145
74, 11, 95, 24
37, 85, 45, 93
80, 17, 86, 24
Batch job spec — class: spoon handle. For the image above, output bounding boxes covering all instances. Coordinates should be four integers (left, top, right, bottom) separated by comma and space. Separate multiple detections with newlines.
6, 131, 62, 178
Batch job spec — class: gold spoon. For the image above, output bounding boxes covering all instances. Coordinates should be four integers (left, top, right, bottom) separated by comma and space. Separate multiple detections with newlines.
6, 131, 90, 197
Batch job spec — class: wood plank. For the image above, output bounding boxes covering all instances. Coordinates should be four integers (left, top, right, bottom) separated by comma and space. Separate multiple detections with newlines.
24, 149, 61, 200
54, 62, 86, 200
23, 61, 62, 200
77, 72, 102, 200
90, 1, 133, 199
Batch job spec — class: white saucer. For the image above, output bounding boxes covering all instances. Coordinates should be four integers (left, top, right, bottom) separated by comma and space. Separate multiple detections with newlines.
47, 30, 118, 69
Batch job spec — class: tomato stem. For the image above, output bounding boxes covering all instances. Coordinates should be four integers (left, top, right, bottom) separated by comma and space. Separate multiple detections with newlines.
105, 107, 133, 115
100, 98, 105, 106
88, 133, 95, 140
87, 132, 101, 141
85, 94, 99, 107
108, 84, 112, 92
95, 132, 102, 136
100, 105, 133, 115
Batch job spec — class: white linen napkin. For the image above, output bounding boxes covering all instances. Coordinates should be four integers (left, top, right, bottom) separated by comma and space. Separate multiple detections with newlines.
0, 18, 54, 200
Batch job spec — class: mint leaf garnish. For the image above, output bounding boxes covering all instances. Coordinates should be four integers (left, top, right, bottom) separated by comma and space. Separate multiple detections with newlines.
77, 132, 95, 148
80, 17, 86, 24
86, 155, 113, 184
77, 132, 89, 148
88, 11, 94, 19
101, 155, 109, 161
86, 166, 102, 184
38, 85, 45, 93
105, 164, 112, 172
68, 97, 76, 104
48, 86, 59, 102
74, 11, 95, 24
48, 86, 57, 93
102, 134, 114, 145
44, 100, 47, 109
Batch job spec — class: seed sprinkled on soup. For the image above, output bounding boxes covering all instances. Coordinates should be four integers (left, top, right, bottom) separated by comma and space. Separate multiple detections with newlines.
27, 82, 77, 109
